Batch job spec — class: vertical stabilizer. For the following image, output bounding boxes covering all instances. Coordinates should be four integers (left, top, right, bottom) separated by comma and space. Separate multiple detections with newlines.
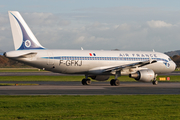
8, 11, 44, 50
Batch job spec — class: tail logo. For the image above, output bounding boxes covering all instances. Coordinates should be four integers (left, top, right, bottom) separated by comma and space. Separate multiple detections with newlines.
25, 40, 31, 48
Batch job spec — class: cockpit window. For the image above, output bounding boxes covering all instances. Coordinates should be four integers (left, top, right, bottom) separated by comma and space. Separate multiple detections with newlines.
168, 58, 172, 61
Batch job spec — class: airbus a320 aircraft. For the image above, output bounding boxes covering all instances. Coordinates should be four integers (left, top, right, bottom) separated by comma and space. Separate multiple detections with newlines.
4, 11, 176, 86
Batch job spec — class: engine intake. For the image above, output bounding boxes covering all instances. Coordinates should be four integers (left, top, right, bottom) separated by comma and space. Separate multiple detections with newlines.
129, 69, 155, 82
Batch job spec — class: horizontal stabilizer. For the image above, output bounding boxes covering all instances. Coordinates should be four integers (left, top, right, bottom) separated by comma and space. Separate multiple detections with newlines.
18, 52, 37, 58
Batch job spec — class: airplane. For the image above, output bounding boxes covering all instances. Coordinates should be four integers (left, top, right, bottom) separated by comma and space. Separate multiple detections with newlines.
4, 11, 176, 86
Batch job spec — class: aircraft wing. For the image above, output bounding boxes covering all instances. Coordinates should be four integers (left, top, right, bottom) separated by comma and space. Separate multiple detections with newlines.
103, 59, 157, 73
88, 59, 157, 74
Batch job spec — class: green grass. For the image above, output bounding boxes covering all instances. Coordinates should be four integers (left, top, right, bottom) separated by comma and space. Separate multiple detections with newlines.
0, 95, 179, 120
0, 68, 179, 82
0, 83, 39, 86
0, 68, 47, 72
157, 75, 180, 82
175, 68, 180, 71
0, 76, 85, 81
0, 75, 179, 82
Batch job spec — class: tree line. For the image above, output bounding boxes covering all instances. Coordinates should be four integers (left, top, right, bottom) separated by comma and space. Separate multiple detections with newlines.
0, 55, 30, 68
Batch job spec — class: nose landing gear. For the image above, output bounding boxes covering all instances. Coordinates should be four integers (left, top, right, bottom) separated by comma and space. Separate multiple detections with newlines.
152, 74, 158, 85
152, 80, 158, 85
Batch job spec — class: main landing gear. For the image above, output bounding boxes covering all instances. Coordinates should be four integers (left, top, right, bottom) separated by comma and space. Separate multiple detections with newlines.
110, 71, 121, 86
82, 74, 91, 85
82, 71, 121, 86
81, 78, 91, 85
110, 79, 120, 86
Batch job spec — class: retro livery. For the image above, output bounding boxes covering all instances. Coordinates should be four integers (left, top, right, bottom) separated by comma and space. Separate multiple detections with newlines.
4, 11, 176, 86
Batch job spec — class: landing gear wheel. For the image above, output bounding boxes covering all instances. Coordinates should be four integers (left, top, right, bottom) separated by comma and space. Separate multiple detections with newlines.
81, 79, 91, 85
82, 79, 86, 85
110, 79, 115, 86
114, 79, 120, 86
110, 79, 120, 86
86, 79, 91, 85
152, 80, 158, 85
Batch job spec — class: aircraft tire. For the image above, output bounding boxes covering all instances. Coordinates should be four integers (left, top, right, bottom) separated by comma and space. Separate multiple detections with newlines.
81, 79, 91, 85
114, 79, 120, 86
82, 79, 86, 85
152, 80, 158, 85
110, 79, 115, 86
86, 79, 91, 85
110, 79, 120, 86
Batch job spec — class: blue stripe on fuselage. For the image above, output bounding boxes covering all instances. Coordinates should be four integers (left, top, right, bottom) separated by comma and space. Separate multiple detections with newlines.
41, 56, 168, 62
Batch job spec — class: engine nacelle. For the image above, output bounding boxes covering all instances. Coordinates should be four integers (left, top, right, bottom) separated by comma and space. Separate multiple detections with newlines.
129, 69, 155, 82
90, 75, 110, 81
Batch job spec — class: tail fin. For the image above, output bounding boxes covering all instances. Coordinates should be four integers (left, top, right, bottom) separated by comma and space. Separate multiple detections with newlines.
8, 11, 45, 50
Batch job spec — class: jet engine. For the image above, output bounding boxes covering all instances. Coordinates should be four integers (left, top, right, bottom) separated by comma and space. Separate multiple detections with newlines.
129, 69, 155, 82
90, 75, 110, 81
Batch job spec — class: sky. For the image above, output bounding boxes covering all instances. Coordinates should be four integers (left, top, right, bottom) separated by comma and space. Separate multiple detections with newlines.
1, 0, 180, 52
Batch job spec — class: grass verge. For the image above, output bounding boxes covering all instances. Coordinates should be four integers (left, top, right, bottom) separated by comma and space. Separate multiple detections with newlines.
0, 76, 85, 81
0, 68, 47, 72
0, 95, 179, 120
0, 83, 39, 86
0, 75, 179, 82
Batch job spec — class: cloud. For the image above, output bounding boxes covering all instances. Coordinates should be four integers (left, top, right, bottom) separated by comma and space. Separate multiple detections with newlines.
0, 13, 8, 24
0, 5, 4, 8
23, 12, 71, 27
147, 20, 173, 28
1, 6, 180, 52
75, 36, 85, 43
114, 23, 130, 31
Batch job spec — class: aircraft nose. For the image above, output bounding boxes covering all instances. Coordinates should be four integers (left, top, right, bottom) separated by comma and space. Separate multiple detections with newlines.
171, 61, 176, 71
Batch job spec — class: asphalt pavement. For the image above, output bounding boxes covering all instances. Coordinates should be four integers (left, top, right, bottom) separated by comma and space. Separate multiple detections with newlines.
0, 81, 179, 95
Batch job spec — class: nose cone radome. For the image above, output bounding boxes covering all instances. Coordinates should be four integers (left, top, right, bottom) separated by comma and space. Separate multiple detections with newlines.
170, 61, 176, 72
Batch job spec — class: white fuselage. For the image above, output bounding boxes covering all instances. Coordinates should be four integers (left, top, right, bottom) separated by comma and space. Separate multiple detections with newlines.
5, 49, 176, 75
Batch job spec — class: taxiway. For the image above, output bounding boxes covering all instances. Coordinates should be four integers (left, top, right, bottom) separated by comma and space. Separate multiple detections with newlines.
0, 82, 179, 95
0, 71, 179, 95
